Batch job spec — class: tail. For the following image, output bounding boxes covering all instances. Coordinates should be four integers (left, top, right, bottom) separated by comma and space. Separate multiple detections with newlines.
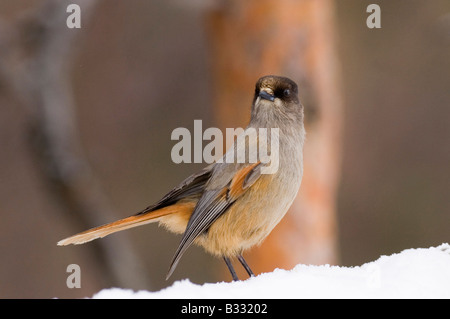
57, 202, 194, 246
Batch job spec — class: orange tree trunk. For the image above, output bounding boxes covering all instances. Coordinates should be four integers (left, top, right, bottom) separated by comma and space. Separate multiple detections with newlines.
206, 0, 343, 277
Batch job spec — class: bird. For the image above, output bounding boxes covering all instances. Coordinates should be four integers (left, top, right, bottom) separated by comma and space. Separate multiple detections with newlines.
58, 75, 306, 281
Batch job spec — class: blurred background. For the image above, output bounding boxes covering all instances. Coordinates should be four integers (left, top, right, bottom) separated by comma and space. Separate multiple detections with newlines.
0, 0, 448, 298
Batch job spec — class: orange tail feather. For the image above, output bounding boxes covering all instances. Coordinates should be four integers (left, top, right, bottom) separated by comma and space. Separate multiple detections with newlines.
57, 202, 194, 246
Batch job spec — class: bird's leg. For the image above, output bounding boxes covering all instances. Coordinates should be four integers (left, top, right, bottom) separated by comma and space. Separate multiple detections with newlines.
223, 256, 239, 281
237, 254, 255, 278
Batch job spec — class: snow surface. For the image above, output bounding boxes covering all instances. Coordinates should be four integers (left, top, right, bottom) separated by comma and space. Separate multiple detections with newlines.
92, 244, 450, 299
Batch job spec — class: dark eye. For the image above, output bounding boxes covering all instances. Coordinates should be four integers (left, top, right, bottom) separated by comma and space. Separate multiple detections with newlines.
283, 89, 291, 97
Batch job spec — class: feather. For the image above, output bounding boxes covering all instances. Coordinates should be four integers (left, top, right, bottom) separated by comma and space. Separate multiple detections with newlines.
57, 165, 213, 246
57, 202, 196, 246
166, 161, 262, 279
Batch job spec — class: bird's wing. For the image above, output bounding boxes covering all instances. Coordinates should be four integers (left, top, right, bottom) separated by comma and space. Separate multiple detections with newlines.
136, 163, 214, 215
166, 161, 263, 279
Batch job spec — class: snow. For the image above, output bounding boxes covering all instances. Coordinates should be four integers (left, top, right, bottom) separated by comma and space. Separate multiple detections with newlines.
92, 244, 450, 299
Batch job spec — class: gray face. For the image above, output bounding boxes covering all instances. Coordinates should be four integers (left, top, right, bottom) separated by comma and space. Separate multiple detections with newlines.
251, 75, 303, 126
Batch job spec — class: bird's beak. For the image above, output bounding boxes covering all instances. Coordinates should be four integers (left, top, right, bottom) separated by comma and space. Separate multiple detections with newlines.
259, 90, 275, 102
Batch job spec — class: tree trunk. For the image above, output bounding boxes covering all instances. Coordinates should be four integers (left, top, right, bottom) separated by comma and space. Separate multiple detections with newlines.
207, 0, 343, 276
0, 0, 150, 289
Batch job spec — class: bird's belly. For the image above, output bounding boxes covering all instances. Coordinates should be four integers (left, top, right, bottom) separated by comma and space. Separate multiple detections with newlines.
196, 175, 301, 257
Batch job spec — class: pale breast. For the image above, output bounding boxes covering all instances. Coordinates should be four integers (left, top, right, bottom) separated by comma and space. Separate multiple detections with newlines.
197, 154, 303, 257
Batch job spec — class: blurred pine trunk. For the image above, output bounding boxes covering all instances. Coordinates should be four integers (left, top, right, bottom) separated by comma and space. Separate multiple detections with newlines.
207, 0, 343, 277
